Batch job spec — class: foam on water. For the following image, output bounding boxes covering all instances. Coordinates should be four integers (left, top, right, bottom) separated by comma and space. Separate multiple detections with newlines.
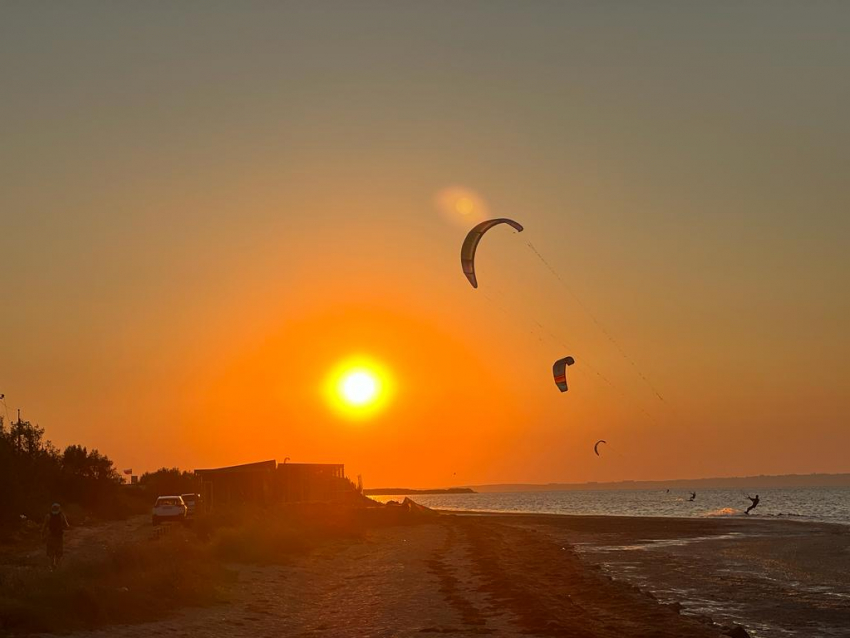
704, 507, 742, 517
582, 532, 746, 552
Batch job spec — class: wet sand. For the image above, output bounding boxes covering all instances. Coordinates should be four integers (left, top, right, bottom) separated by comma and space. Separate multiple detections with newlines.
532, 513, 850, 637
30, 512, 850, 637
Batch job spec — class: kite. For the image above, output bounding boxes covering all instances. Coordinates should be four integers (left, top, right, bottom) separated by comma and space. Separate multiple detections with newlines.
460, 218, 524, 288
553, 356, 575, 392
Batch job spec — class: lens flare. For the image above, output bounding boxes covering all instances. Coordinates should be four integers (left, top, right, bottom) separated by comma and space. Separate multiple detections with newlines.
435, 186, 489, 226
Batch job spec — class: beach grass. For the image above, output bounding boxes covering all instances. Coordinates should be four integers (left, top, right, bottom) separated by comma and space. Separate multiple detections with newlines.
0, 501, 431, 634
0, 530, 229, 634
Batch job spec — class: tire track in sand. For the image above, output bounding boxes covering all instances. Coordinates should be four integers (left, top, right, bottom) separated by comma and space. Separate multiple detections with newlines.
424, 521, 495, 634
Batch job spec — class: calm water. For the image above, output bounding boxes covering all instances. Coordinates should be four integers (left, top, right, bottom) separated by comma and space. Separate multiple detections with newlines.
369, 487, 850, 524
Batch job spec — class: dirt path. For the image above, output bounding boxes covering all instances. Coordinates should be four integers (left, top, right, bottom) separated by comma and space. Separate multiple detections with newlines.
9, 515, 166, 570
45, 522, 471, 638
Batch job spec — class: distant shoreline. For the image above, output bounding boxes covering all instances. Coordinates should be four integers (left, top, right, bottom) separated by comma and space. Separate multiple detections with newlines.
363, 487, 476, 495
467, 472, 850, 493
365, 473, 850, 495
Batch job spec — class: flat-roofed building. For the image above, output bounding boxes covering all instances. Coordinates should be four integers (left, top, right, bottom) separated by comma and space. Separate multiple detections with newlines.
195, 460, 277, 509
195, 459, 346, 509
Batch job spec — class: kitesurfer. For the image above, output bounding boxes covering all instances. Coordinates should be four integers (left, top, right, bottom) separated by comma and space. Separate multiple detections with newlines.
745, 494, 760, 515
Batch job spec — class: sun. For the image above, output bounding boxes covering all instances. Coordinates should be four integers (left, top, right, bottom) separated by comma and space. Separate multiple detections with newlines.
324, 356, 394, 420
341, 370, 377, 406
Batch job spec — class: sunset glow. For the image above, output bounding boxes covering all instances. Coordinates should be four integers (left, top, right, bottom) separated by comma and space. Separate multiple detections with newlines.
3, 3, 847, 489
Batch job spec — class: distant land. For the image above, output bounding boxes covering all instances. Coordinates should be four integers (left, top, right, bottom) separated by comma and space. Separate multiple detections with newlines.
467, 473, 850, 493
364, 487, 476, 495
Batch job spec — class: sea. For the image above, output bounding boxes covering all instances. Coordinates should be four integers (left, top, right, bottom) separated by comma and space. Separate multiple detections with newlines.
368, 486, 850, 524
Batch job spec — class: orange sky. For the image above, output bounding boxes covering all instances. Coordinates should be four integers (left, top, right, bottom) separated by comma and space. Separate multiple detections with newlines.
1, 3, 848, 487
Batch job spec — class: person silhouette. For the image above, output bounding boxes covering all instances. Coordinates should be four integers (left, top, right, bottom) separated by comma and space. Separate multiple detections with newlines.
745, 494, 760, 515
42, 503, 70, 570
688, 492, 696, 502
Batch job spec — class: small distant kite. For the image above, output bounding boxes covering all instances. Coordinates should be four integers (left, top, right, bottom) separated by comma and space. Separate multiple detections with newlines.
594, 440, 606, 456
460, 218, 524, 288
552, 356, 575, 392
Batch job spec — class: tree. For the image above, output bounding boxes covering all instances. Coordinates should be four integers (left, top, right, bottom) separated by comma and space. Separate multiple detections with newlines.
0, 411, 126, 525
139, 467, 197, 497
0, 413, 60, 523
59, 445, 123, 510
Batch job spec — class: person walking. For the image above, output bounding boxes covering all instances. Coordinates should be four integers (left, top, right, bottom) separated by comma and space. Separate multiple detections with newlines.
42, 503, 70, 570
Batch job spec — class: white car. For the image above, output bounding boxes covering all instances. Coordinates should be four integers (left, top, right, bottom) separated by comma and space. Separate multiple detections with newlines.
180, 493, 201, 517
152, 496, 187, 525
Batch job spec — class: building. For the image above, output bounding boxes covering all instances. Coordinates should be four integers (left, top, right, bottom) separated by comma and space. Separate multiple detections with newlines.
195, 460, 277, 508
195, 459, 346, 509
277, 462, 346, 503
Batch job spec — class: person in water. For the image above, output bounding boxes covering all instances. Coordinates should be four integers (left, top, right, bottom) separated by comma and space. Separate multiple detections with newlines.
688, 492, 696, 501
745, 494, 760, 515
42, 503, 70, 570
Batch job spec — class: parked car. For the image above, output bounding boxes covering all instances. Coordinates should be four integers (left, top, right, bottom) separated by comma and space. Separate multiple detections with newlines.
180, 493, 202, 517
152, 495, 187, 525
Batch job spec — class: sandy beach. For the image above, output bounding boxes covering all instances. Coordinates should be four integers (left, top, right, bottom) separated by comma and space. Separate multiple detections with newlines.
24, 511, 847, 638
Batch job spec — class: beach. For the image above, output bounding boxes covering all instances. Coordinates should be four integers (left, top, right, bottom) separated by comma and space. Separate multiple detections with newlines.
30, 511, 849, 638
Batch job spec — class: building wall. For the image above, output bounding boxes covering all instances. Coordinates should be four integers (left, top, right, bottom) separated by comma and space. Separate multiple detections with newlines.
277, 464, 345, 503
